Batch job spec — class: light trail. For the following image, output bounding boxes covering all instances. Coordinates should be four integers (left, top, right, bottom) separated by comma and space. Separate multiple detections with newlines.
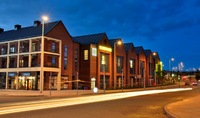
0, 88, 192, 115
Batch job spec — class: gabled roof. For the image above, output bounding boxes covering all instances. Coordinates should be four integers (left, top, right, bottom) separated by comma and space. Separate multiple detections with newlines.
73, 33, 106, 44
135, 46, 144, 55
144, 49, 152, 57
124, 43, 134, 52
0, 21, 61, 42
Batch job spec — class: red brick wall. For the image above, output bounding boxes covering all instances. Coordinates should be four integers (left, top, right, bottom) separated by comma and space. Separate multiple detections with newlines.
46, 21, 73, 89
126, 46, 137, 87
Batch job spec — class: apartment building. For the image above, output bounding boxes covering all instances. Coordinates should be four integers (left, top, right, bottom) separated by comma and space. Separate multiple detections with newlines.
0, 20, 161, 90
0, 20, 74, 91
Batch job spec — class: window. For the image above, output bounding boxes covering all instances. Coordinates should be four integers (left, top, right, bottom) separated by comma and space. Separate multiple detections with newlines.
32, 43, 36, 51
19, 60, 24, 67
1, 47, 7, 55
130, 59, 135, 74
10, 47, 15, 53
117, 56, 123, 73
52, 57, 56, 67
64, 45, 68, 70
64, 46, 68, 57
100, 53, 109, 72
52, 42, 56, 52
84, 50, 88, 60
64, 58, 67, 70
75, 49, 78, 71
140, 60, 145, 77
92, 48, 97, 56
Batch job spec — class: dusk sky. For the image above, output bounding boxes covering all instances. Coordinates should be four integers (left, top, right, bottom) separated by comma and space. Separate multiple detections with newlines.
1, 0, 200, 71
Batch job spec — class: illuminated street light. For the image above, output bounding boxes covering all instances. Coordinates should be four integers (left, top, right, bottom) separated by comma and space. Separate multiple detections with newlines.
40, 15, 48, 93
114, 39, 122, 89
168, 58, 174, 78
152, 52, 157, 87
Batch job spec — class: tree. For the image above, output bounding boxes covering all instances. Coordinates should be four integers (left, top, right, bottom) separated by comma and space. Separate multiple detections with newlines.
196, 70, 200, 81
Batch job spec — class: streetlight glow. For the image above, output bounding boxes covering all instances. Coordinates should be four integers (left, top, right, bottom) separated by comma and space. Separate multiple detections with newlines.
117, 40, 122, 45
42, 16, 48, 21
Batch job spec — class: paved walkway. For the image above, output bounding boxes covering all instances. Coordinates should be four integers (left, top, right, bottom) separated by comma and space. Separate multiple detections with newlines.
164, 95, 200, 118
0, 85, 199, 118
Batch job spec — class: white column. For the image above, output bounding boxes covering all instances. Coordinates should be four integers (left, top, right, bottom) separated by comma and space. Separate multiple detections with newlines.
17, 41, 20, 68
5, 72, 8, 89
7, 43, 10, 68
59, 40, 62, 69
29, 39, 32, 67
16, 72, 19, 90
40, 71, 44, 92
57, 72, 61, 90
40, 36, 44, 92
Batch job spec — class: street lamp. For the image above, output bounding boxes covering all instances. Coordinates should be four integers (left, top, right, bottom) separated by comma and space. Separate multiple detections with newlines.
40, 15, 48, 93
152, 52, 157, 87
168, 58, 174, 78
113, 40, 122, 89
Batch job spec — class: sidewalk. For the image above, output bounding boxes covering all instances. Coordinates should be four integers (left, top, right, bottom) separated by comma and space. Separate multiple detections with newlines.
0, 84, 181, 97
164, 95, 200, 118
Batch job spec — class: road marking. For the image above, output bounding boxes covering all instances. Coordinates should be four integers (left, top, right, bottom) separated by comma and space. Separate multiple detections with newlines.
0, 88, 192, 115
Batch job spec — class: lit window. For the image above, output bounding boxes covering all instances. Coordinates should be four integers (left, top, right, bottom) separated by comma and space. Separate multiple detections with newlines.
10, 47, 15, 53
19, 60, 24, 67
84, 50, 88, 60
130, 60, 133, 68
101, 55, 105, 65
92, 48, 97, 56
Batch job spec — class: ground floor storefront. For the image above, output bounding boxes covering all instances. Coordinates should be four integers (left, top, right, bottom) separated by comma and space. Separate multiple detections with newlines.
0, 71, 70, 91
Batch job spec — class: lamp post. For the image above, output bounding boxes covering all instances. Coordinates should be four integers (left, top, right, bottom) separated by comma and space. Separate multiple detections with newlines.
113, 40, 122, 89
122, 68, 124, 92
40, 16, 48, 93
152, 52, 157, 87
168, 58, 174, 78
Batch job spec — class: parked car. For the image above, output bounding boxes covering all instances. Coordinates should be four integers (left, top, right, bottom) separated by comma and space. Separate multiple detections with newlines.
192, 82, 198, 86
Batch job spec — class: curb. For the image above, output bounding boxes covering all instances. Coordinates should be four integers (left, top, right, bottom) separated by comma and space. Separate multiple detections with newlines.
163, 104, 177, 118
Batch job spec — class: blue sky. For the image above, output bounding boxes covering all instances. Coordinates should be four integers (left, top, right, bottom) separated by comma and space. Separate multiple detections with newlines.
1, 0, 200, 71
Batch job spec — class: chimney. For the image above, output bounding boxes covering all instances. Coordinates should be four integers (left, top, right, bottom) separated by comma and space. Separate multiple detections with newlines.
14, 24, 21, 30
34, 20, 41, 26
0, 28, 4, 33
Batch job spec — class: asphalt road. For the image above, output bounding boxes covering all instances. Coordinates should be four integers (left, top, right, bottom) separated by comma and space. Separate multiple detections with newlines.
0, 86, 199, 118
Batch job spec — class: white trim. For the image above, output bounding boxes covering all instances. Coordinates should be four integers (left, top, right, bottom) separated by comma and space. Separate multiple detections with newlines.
0, 36, 60, 44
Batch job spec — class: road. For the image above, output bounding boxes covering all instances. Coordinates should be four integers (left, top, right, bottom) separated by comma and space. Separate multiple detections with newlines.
0, 87, 199, 118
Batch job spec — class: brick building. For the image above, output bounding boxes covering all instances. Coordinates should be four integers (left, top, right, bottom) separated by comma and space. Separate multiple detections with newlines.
0, 20, 161, 90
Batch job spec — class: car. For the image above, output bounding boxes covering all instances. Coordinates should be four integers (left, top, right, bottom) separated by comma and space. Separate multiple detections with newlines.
192, 82, 198, 86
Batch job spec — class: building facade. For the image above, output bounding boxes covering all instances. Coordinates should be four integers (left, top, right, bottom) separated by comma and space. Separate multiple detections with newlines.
0, 20, 161, 90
